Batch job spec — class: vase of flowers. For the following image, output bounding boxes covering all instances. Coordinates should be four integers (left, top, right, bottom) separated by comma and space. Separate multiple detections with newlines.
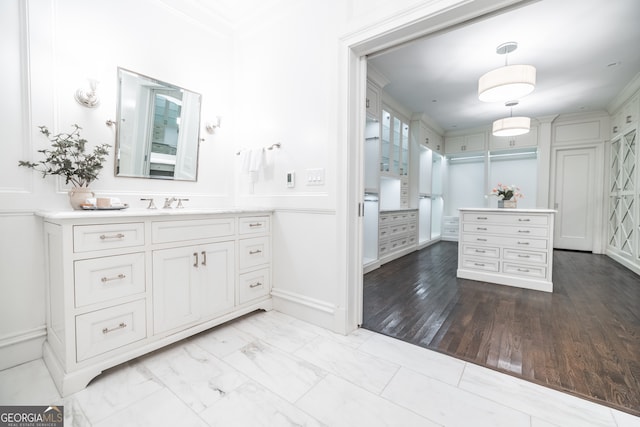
490, 183, 523, 208
19, 124, 110, 209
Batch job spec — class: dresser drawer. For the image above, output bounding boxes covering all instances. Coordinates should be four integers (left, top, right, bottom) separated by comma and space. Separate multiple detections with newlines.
503, 249, 547, 264
74, 252, 146, 307
152, 218, 235, 243
379, 240, 390, 256
463, 245, 499, 258
462, 223, 547, 237
238, 267, 270, 304
239, 236, 270, 270
461, 258, 499, 272
379, 226, 390, 240
503, 262, 546, 279
239, 216, 270, 235
74, 223, 144, 253
75, 299, 146, 362
462, 213, 548, 226
463, 234, 548, 250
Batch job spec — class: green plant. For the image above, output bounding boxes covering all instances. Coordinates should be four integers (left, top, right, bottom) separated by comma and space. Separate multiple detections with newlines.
19, 124, 110, 187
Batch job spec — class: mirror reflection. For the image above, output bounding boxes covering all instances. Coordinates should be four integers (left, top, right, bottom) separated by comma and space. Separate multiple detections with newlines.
115, 68, 202, 181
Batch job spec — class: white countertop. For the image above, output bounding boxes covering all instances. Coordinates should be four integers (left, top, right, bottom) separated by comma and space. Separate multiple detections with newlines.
458, 208, 557, 213
36, 207, 274, 220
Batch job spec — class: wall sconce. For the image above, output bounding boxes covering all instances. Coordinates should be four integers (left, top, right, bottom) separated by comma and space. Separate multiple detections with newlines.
75, 78, 100, 108
204, 116, 222, 134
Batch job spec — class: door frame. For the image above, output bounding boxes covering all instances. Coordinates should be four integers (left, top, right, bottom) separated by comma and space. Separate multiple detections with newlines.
549, 141, 606, 253
340, 0, 530, 332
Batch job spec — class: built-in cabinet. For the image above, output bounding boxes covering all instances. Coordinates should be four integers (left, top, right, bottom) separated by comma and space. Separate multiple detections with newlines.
40, 210, 272, 396
490, 126, 538, 151
381, 107, 410, 176
457, 209, 556, 292
445, 132, 487, 154
378, 209, 418, 262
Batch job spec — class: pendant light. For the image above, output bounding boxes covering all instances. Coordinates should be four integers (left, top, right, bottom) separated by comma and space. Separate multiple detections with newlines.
478, 42, 536, 103
492, 101, 530, 137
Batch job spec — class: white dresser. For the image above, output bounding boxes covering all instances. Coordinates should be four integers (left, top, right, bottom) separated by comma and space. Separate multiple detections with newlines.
457, 208, 556, 292
39, 209, 272, 396
378, 209, 418, 263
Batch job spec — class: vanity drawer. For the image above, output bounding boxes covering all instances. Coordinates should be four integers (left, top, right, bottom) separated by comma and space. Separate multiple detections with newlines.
74, 223, 144, 253
462, 213, 548, 226
239, 237, 270, 270
75, 299, 146, 362
74, 252, 146, 307
463, 245, 499, 258
239, 216, 270, 235
503, 249, 547, 264
503, 262, 546, 279
462, 223, 547, 237
461, 258, 499, 272
238, 267, 270, 304
152, 218, 235, 244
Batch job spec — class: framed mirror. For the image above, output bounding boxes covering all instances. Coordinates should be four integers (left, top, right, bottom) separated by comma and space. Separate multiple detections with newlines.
115, 68, 202, 181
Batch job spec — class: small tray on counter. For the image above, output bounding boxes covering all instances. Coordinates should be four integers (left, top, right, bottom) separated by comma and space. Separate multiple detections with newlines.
81, 204, 129, 211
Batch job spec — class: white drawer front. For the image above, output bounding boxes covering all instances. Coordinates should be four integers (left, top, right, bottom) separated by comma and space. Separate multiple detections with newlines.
379, 226, 390, 240
462, 258, 499, 272
75, 299, 146, 362
463, 234, 547, 250
462, 223, 547, 237
152, 218, 235, 243
503, 249, 547, 264
239, 267, 270, 304
463, 245, 500, 258
239, 216, 270, 235
74, 223, 144, 253
75, 252, 146, 307
239, 237, 270, 270
462, 213, 548, 226
378, 240, 390, 256
503, 262, 547, 279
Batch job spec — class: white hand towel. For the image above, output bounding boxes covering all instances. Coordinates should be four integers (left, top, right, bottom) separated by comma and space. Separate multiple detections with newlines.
239, 150, 251, 173
249, 148, 264, 172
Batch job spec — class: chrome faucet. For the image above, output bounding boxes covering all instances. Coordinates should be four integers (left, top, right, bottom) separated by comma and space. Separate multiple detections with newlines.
163, 197, 177, 208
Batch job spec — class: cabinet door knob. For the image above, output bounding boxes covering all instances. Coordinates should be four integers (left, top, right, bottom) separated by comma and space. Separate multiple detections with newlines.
193, 252, 199, 267
201, 250, 207, 266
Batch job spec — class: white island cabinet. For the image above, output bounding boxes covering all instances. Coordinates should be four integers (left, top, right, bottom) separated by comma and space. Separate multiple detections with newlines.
457, 208, 556, 292
38, 209, 272, 396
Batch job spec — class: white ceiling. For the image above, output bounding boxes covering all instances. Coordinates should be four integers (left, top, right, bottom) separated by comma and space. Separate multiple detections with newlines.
368, 0, 640, 132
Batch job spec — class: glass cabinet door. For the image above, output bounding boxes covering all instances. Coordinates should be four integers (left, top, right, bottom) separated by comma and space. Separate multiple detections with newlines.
401, 121, 409, 175
392, 116, 401, 175
381, 110, 391, 172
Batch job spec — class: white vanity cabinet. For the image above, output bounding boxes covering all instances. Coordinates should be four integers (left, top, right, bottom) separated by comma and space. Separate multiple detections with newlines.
40, 210, 272, 396
457, 208, 555, 292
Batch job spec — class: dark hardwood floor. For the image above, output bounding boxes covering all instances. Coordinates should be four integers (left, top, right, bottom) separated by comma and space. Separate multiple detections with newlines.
362, 241, 640, 416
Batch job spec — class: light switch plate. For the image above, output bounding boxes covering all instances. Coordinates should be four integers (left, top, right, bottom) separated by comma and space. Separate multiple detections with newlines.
306, 168, 325, 185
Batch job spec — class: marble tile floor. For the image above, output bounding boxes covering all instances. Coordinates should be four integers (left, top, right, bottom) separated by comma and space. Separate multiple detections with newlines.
1, 310, 639, 427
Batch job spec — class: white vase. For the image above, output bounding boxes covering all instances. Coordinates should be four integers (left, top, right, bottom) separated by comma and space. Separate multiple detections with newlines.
498, 199, 517, 208
68, 187, 94, 210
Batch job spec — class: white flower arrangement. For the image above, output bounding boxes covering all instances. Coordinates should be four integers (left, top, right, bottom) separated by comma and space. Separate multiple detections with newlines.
490, 183, 523, 201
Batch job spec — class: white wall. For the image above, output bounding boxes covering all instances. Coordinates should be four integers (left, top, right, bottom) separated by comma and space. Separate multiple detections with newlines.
0, 0, 236, 368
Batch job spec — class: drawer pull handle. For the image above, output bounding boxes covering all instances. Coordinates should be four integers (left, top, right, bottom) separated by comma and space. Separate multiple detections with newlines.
100, 233, 125, 240
517, 241, 530, 245
249, 223, 263, 228
201, 251, 207, 266
477, 227, 487, 231
102, 322, 127, 334
517, 254, 531, 258
476, 238, 487, 242
476, 216, 487, 220
475, 249, 486, 253
517, 268, 530, 272
517, 230, 530, 233
194, 252, 199, 267
518, 218, 531, 222
101, 273, 126, 283
249, 249, 263, 255
474, 263, 485, 267
250, 281, 263, 288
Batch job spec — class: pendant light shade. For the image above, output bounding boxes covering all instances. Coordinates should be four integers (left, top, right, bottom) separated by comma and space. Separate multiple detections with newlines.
478, 64, 536, 102
492, 116, 531, 137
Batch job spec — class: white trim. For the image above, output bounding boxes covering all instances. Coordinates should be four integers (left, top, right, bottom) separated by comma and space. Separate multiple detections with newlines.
0, 326, 47, 371
270, 288, 336, 314
270, 288, 338, 332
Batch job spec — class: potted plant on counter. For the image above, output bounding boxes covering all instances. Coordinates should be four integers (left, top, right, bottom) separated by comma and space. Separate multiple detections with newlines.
19, 124, 111, 209
490, 183, 523, 208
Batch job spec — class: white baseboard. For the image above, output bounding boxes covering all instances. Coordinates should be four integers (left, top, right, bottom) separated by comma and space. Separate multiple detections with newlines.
270, 288, 338, 332
0, 326, 46, 371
